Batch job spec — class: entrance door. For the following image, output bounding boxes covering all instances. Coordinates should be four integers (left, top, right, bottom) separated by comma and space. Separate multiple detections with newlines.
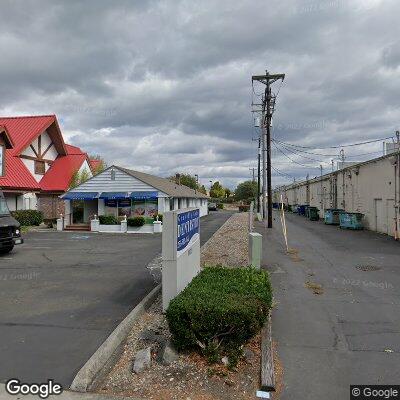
374, 198, 384, 233
72, 200, 84, 224
386, 199, 395, 237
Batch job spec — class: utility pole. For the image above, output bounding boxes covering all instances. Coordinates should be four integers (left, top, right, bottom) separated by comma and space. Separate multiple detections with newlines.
252, 130, 262, 213
320, 165, 323, 212
257, 137, 261, 213
249, 167, 256, 182
252, 70, 285, 228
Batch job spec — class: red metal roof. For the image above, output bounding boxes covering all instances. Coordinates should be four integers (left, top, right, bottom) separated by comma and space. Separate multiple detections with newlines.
0, 151, 41, 190
89, 158, 102, 171
0, 116, 89, 192
39, 153, 88, 192
0, 115, 56, 154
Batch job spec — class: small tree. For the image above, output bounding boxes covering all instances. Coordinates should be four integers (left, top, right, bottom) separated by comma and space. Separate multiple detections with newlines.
234, 180, 257, 202
210, 181, 225, 198
170, 173, 205, 192
89, 155, 106, 174
225, 188, 231, 198
198, 184, 207, 195
69, 168, 91, 189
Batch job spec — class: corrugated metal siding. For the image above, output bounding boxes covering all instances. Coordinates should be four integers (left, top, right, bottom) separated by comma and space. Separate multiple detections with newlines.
67, 168, 168, 197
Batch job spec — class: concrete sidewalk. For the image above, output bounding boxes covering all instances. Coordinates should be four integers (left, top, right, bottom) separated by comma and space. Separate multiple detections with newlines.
256, 211, 400, 399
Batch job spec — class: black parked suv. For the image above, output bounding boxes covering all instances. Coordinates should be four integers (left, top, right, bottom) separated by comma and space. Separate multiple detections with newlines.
0, 192, 23, 254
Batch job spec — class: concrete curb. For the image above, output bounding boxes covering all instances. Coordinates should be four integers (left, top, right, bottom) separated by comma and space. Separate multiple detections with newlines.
69, 211, 235, 393
70, 284, 161, 392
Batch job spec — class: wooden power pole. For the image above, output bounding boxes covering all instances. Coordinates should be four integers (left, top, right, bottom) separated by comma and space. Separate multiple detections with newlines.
252, 70, 285, 228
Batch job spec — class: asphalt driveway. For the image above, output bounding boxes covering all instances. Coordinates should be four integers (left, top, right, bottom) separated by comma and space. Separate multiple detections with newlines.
0, 211, 233, 387
257, 212, 400, 399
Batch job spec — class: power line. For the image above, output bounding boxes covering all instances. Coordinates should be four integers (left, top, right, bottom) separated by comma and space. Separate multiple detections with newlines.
271, 165, 294, 180
274, 139, 327, 163
275, 138, 386, 159
272, 140, 320, 170
274, 139, 338, 157
275, 135, 394, 150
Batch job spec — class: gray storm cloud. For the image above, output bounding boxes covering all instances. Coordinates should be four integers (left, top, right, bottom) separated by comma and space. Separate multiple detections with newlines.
0, 0, 398, 188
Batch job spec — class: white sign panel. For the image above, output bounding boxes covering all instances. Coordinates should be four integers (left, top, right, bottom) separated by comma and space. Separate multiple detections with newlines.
162, 208, 201, 311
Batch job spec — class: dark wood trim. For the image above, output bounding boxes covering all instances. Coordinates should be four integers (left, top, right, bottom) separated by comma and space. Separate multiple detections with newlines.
19, 154, 54, 163
30, 144, 39, 158
0, 144, 5, 177
2, 188, 41, 193
41, 142, 54, 158
38, 135, 42, 157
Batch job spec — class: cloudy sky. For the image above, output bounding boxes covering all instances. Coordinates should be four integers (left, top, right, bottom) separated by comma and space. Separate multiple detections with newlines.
1, 0, 398, 189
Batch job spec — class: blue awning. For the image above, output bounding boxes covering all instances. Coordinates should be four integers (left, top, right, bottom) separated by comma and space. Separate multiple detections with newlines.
63, 192, 98, 200
99, 192, 129, 200
130, 191, 158, 200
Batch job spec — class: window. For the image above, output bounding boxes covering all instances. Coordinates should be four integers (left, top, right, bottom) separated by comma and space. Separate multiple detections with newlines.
132, 199, 158, 218
0, 196, 10, 215
169, 197, 174, 211
34, 160, 45, 175
0, 145, 4, 176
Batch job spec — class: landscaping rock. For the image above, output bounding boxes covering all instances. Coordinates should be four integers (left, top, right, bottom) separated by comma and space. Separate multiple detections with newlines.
132, 347, 151, 374
139, 329, 167, 344
221, 356, 229, 366
243, 347, 255, 364
160, 341, 179, 365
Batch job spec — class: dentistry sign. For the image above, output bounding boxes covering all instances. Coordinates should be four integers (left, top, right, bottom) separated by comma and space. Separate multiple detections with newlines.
162, 208, 201, 311
177, 209, 200, 256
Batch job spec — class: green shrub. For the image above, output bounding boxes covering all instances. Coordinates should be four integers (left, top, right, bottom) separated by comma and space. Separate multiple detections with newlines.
127, 216, 145, 227
99, 215, 119, 225
153, 213, 163, 222
217, 203, 224, 210
166, 266, 272, 368
11, 210, 43, 226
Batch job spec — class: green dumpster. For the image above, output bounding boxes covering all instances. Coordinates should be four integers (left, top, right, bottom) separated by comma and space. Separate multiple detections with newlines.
308, 207, 319, 221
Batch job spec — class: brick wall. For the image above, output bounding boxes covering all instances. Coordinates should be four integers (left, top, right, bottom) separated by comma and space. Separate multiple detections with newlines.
37, 194, 65, 220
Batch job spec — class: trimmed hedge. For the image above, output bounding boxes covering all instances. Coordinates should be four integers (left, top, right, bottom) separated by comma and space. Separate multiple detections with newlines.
11, 210, 43, 226
127, 216, 145, 227
166, 266, 272, 368
99, 215, 119, 225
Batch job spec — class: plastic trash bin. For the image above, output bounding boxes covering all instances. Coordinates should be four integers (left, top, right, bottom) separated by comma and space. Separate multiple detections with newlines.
324, 209, 344, 225
298, 205, 306, 216
308, 207, 319, 221
339, 212, 364, 230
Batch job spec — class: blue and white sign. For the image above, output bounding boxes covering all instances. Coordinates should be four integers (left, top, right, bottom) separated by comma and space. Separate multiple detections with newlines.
177, 209, 200, 256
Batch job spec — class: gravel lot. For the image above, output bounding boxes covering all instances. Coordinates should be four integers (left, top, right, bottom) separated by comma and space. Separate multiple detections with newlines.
201, 212, 249, 267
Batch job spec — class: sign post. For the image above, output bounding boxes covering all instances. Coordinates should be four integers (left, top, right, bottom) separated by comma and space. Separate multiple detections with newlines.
162, 208, 201, 311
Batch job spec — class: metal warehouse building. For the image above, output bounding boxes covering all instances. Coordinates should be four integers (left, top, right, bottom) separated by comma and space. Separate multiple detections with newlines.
274, 152, 400, 239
